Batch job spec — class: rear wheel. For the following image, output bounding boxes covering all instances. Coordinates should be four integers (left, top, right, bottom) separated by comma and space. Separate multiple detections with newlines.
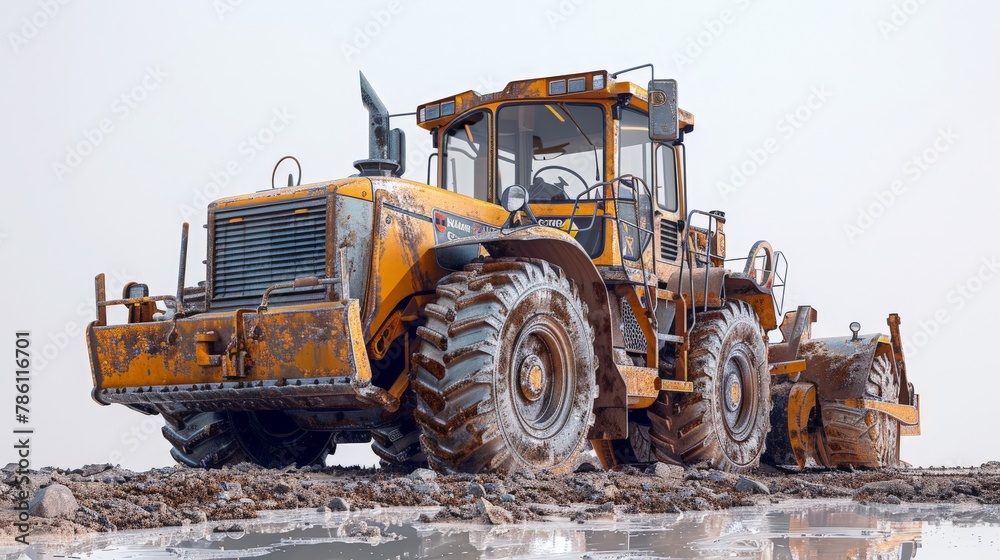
162, 410, 334, 469
819, 352, 900, 468
412, 258, 597, 474
648, 300, 771, 472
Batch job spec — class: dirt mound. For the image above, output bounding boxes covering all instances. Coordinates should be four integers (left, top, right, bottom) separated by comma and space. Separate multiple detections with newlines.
3, 461, 998, 543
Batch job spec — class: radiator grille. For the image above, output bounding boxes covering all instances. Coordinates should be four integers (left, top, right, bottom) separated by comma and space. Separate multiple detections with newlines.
620, 298, 648, 353
211, 197, 328, 309
660, 219, 680, 261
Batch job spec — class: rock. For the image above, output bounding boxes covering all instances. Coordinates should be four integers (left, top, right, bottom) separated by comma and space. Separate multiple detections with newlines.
274, 482, 292, 494
855, 480, 915, 499
513, 469, 536, 480
693, 497, 711, 510
144, 501, 170, 513
707, 471, 734, 483
218, 481, 243, 500
342, 519, 381, 538
735, 477, 771, 495
467, 482, 486, 498
328, 497, 351, 511
953, 482, 982, 496
499, 493, 516, 503
238, 498, 255, 505
413, 482, 440, 495
483, 482, 503, 494
575, 462, 598, 473
648, 463, 685, 480
684, 470, 704, 481
28, 484, 79, 518
79, 464, 114, 477
180, 509, 207, 524
317, 506, 331, 513
213, 524, 244, 533
475, 497, 514, 525
409, 468, 438, 482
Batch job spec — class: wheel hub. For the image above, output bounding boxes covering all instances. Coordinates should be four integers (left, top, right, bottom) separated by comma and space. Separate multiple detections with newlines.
518, 354, 546, 402
726, 377, 742, 411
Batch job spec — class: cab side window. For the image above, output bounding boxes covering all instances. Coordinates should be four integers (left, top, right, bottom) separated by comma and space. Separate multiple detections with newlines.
442, 111, 490, 201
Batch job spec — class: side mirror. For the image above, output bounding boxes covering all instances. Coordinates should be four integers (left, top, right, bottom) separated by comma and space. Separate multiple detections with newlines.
648, 79, 679, 142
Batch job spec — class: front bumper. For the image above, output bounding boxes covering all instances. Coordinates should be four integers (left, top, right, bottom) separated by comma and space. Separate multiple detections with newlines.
86, 299, 392, 412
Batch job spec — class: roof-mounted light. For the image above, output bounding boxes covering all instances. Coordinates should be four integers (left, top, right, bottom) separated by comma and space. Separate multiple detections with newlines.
548, 79, 567, 95
592, 73, 605, 90
441, 100, 455, 116
567, 77, 586, 93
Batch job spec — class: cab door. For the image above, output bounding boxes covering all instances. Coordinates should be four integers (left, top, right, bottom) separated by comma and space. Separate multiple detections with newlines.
653, 142, 683, 285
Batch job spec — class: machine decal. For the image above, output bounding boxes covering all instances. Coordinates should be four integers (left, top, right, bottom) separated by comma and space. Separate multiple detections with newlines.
432, 210, 498, 243
433, 209, 500, 271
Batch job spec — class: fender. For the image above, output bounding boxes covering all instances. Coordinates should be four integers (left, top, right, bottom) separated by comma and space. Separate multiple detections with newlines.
797, 334, 894, 401
434, 225, 628, 441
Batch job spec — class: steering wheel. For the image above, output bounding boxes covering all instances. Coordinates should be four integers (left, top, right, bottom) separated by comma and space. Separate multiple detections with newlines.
532, 165, 589, 198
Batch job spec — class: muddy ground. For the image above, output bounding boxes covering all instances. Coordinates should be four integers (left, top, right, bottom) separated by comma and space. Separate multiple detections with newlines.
3, 460, 1000, 544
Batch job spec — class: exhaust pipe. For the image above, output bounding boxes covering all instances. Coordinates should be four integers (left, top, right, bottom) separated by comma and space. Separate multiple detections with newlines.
354, 72, 405, 177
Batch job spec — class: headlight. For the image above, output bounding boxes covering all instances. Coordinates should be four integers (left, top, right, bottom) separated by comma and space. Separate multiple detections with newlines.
124, 282, 149, 300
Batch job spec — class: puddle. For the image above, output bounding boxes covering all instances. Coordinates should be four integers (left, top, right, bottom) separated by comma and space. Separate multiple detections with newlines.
7, 500, 1000, 559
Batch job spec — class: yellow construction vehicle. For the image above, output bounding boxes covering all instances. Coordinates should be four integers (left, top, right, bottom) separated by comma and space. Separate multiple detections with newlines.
86, 67, 920, 473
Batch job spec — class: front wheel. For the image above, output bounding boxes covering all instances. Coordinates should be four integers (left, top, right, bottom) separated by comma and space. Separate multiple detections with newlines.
412, 258, 597, 474
648, 300, 771, 472
819, 352, 900, 468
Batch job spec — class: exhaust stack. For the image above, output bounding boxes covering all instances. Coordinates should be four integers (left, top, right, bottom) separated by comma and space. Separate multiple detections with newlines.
354, 72, 405, 177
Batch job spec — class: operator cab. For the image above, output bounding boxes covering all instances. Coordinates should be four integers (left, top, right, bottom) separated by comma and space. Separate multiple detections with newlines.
417, 70, 692, 210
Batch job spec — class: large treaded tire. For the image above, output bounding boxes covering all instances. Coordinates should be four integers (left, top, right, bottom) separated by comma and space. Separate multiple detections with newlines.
371, 417, 427, 470
648, 300, 771, 472
162, 410, 334, 469
162, 412, 247, 468
412, 258, 597, 474
819, 352, 900, 468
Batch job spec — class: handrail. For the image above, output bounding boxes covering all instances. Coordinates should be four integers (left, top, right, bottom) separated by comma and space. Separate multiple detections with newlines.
678, 209, 726, 330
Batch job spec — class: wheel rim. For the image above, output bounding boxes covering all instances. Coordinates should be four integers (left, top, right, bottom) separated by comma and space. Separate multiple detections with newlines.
720, 344, 758, 442
509, 314, 573, 439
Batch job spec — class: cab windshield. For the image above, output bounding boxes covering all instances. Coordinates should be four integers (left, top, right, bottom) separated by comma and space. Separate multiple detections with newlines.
496, 103, 604, 203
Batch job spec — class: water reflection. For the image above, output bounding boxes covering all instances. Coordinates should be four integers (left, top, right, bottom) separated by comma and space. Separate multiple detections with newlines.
12, 500, 1000, 560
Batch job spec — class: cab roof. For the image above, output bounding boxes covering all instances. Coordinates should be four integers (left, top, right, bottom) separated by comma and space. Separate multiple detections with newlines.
415, 69, 694, 132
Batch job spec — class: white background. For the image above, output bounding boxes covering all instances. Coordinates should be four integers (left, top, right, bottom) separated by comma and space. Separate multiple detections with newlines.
1, 0, 996, 471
